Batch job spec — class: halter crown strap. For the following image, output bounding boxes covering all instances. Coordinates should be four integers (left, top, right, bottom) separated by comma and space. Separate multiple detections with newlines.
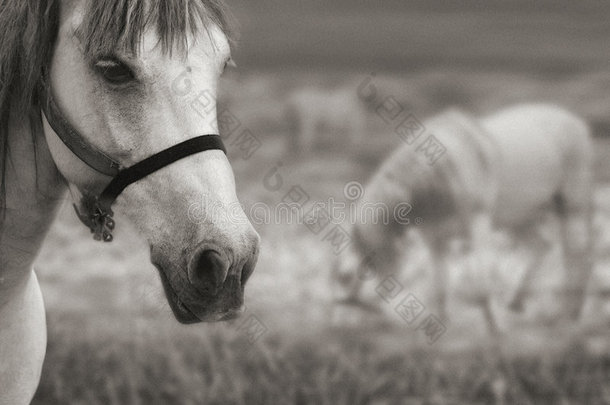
39, 69, 121, 177
38, 69, 227, 242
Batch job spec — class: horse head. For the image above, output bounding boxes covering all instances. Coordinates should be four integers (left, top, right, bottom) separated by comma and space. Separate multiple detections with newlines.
41, 0, 259, 323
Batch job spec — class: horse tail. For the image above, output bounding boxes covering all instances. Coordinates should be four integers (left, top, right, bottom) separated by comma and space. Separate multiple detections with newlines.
555, 114, 595, 319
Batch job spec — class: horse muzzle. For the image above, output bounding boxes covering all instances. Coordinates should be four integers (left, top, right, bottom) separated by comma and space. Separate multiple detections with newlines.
152, 235, 259, 324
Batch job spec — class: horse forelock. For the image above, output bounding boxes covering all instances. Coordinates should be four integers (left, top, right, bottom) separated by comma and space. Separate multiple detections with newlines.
78, 0, 236, 58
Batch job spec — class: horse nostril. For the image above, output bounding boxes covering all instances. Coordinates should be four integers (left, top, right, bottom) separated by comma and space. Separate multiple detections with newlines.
188, 250, 229, 293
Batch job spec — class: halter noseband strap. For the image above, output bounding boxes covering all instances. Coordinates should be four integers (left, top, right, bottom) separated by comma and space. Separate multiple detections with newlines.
39, 69, 226, 242
71, 135, 226, 242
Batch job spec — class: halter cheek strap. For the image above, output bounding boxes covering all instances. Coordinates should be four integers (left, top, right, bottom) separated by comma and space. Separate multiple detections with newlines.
39, 70, 226, 242
40, 72, 121, 177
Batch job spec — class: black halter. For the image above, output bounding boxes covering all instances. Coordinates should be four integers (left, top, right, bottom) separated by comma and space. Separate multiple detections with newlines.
38, 70, 226, 242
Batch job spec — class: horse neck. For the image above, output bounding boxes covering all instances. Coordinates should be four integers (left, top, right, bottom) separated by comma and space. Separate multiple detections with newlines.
0, 108, 66, 291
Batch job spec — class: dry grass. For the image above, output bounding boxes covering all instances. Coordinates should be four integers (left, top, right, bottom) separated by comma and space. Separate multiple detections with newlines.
32, 312, 610, 405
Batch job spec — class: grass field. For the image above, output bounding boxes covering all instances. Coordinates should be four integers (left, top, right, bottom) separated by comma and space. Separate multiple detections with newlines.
30, 1, 610, 404
32, 313, 610, 404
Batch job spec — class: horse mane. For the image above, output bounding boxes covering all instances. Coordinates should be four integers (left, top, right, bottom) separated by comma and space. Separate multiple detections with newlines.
0, 0, 235, 227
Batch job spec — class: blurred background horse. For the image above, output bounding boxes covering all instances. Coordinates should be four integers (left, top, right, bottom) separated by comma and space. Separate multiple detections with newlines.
286, 86, 367, 153
331, 104, 594, 335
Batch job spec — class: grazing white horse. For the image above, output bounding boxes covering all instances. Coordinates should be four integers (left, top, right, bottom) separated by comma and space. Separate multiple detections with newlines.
0, 1, 260, 403
286, 86, 366, 153
332, 104, 594, 333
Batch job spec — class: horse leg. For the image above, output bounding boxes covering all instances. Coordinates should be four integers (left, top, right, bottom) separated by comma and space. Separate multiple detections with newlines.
560, 203, 594, 320
422, 232, 450, 323
286, 104, 301, 154
287, 104, 311, 155
0, 269, 47, 405
508, 226, 553, 313
557, 135, 594, 319
465, 214, 501, 335
301, 118, 316, 154
350, 105, 366, 147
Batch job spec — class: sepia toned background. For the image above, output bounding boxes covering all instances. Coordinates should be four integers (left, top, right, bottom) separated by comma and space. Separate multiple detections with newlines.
33, 1, 610, 403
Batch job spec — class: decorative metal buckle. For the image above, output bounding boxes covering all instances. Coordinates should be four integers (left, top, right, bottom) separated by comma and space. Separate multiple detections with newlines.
73, 196, 115, 242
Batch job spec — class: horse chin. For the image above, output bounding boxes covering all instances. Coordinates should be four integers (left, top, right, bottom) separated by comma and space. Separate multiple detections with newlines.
154, 263, 245, 324
154, 264, 200, 324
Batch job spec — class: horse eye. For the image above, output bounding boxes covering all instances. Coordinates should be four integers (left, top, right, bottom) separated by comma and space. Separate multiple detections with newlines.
95, 59, 135, 84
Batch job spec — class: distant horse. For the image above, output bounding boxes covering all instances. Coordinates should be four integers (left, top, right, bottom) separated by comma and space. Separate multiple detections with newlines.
0, 1, 260, 403
332, 104, 594, 334
286, 86, 366, 154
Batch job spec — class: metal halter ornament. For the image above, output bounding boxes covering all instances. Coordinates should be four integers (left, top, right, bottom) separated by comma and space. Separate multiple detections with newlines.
38, 69, 226, 242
